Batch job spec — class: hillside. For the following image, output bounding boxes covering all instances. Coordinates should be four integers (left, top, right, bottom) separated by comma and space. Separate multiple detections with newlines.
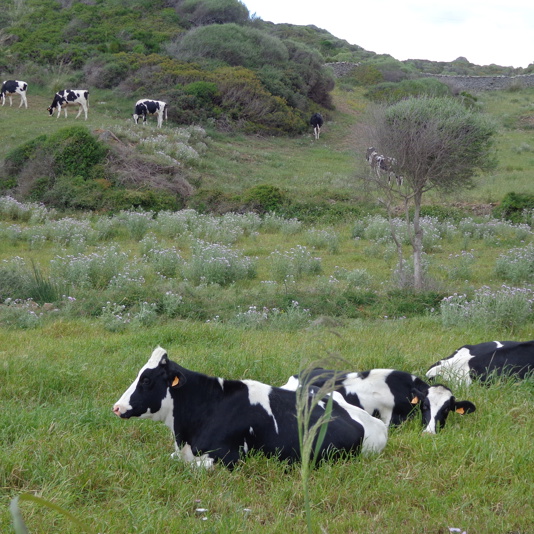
1, 0, 533, 216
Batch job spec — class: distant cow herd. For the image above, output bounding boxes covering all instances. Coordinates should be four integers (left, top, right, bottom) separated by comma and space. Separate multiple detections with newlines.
2, 79, 170, 128
113, 340, 533, 469
2, 79, 326, 137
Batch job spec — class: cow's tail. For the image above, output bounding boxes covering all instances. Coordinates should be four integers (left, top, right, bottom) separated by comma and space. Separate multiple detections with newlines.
164, 104, 168, 120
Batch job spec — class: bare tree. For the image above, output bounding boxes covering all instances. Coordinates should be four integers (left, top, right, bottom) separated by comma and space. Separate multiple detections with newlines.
364, 96, 497, 290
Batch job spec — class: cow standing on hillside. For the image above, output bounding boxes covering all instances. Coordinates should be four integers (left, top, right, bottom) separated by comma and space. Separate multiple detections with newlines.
48, 89, 89, 119
310, 113, 323, 140
133, 99, 168, 128
113, 347, 388, 468
366, 146, 403, 186
1, 80, 28, 108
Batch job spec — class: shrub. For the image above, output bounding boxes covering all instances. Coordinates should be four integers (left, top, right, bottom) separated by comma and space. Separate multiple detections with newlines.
170, 24, 288, 69
365, 78, 451, 104
243, 185, 286, 213
495, 243, 534, 283
183, 81, 220, 105
182, 239, 257, 285
304, 228, 340, 253
493, 192, 534, 223
0, 257, 29, 301
174, 0, 249, 27
229, 300, 311, 330
268, 245, 322, 282
440, 285, 534, 328
45, 126, 108, 180
446, 250, 476, 281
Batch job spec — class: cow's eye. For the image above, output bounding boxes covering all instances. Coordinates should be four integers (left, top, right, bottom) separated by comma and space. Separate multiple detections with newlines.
141, 376, 151, 386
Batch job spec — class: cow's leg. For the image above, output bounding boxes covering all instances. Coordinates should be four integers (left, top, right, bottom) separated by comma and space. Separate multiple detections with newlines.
157, 112, 163, 128
75, 105, 83, 119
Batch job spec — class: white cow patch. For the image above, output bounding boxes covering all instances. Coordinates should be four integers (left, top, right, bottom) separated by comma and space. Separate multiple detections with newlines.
343, 370, 396, 426
330, 391, 388, 454
426, 348, 474, 384
423, 385, 453, 434
147, 346, 167, 368
243, 380, 279, 434
178, 444, 214, 468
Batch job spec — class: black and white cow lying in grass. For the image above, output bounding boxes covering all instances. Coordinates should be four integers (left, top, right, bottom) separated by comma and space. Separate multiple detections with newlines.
1, 80, 28, 108
310, 112, 323, 140
426, 340, 534, 385
48, 89, 89, 120
281, 368, 476, 434
113, 347, 387, 468
133, 99, 168, 128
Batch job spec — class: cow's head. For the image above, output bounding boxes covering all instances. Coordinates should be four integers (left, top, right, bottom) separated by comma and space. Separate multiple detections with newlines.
113, 346, 185, 421
411, 385, 476, 434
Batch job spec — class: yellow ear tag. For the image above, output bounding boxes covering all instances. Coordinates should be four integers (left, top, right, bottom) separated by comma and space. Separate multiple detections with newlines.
456, 407, 465, 415
171, 376, 180, 387
411, 396, 419, 405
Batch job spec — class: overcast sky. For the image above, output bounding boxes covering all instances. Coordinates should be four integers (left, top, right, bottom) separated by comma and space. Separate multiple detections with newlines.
242, 0, 533, 69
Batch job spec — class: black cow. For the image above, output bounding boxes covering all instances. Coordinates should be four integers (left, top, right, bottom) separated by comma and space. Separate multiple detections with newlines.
48, 89, 89, 119
310, 113, 323, 140
282, 368, 476, 434
113, 347, 387, 468
133, 99, 168, 128
426, 340, 534, 384
1, 80, 28, 108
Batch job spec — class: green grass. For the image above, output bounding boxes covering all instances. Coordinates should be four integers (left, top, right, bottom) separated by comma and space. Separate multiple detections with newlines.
1, 84, 533, 533
1, 320, 533, 533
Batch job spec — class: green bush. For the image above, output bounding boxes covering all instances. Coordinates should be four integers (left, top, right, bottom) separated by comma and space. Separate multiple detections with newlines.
170, 23, 289, 69
46, 126, 108, 179
104, 189, 181, 212
184, 81, 220, 104
2, 135, 48, 179
365, 78, 452, 103
243, 185, 286, 213
493, 192, 534, 223
174, 0, 249, 26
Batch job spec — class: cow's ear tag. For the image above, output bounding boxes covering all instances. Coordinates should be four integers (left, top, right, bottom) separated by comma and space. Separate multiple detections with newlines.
456, 407, 465, 415
171, 376, 180, 387
410, 396, 419, 405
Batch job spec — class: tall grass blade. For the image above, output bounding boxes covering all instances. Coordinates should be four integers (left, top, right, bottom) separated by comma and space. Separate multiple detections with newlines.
10, 493, 98, 534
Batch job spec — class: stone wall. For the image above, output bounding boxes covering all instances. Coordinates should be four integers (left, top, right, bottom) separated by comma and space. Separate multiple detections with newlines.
422, 73, 534, 92
325, 62, 360, 77
325, 62, 534, 92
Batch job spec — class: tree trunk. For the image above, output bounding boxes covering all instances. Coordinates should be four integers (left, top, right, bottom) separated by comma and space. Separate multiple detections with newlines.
412, 192, 424, 290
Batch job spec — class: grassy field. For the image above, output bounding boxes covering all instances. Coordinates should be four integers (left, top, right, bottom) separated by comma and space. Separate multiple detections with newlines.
1, 321, 533, 533
1, 84, 533, 533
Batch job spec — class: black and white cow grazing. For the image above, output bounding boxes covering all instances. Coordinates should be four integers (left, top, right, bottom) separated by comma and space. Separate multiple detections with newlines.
1, 80, 28, 108
113, 347, 387, 468
282, 368, 476, 434
48, 89, 89, 120
366, 147, 403, 186
426, 340, 534, 385
310, 113, 323, 140
133, 99, 168, 128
